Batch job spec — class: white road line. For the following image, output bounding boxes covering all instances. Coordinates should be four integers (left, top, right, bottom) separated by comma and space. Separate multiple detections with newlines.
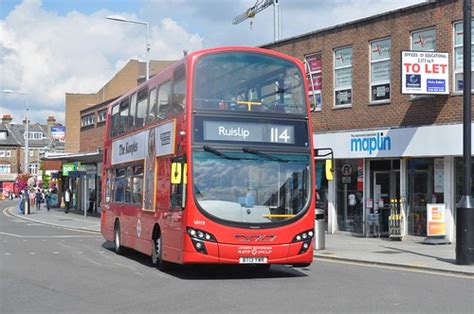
5, 253, 11, 256
0, 231, 100, 239
29, 252, 36, 255
53, 252, 59, 255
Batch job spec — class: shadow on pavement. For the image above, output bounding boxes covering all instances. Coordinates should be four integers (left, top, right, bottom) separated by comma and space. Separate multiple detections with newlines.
101, 241, 308, 280
382, 246, 457, 265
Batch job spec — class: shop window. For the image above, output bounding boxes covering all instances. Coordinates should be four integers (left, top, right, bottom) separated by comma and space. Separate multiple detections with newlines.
334, 47, 352, 107
453, 20, 474, 93
407, 158, 444, 237
305, 52, 322, 111
455, 158, 474, 202
370, 38, 391, 103
335, 159, 364, 233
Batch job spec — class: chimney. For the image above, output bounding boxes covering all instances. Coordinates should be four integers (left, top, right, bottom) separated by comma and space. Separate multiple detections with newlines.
47, 116, 56, 126
1, 114, 12, 124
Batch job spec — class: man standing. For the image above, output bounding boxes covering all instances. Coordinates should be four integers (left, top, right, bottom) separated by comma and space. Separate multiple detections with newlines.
64, 187, 72, 214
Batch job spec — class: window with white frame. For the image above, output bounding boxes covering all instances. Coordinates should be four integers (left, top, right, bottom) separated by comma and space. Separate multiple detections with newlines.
305, 52, 322, 111
454, 20, 474, 93
98, 110, 107, 123
29, 163, 38, 175
411, 28, 436, 52
0, 150, 5, 157
370, 38, 391, 102
334, 46, 352, 107
0, 163, 11, 174
25, 132, 43, 140
81, 114, 95, 127
29, 150, 34, 157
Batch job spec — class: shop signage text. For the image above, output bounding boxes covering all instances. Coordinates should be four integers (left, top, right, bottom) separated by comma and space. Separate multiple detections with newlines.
350, 132, 392, 155
401, 51, 449, 95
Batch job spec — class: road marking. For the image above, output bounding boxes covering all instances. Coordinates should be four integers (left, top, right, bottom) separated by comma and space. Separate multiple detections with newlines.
77, 251, 83, 254
29, 252, 36, 255
316, 258, 474, 279
53, 252, 59, 255
5, 253, 11, 256
0, 231, 100, 239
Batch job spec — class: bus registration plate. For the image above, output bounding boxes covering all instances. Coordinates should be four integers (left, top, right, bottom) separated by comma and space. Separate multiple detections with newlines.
239, 257, 268, 264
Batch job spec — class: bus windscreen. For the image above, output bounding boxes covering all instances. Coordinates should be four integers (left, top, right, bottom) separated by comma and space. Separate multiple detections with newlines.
193, 52, 306, 114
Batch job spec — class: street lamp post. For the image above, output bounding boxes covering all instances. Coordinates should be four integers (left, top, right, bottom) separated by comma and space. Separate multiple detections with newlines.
106, 15, 150, 81
3, 89, 30, 215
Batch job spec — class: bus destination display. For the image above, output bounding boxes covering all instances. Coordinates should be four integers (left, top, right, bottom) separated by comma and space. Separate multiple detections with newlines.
203, 120, 295, 144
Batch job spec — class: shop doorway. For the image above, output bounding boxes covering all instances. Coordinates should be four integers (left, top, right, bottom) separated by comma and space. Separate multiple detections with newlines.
370, 160, 400, 236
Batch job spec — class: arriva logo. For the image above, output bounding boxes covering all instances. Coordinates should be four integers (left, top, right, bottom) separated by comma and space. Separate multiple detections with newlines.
350, 132, 391, 155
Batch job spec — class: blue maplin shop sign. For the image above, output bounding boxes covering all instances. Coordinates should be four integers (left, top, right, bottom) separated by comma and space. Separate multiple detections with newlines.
350, 132, 391, 155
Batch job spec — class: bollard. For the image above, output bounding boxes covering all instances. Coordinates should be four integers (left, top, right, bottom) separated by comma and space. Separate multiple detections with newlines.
315, 208, 325, 250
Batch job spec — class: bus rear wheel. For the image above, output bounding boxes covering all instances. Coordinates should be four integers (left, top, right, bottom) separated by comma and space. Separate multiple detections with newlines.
151, 235, 168, 271
114, 222, 123, 254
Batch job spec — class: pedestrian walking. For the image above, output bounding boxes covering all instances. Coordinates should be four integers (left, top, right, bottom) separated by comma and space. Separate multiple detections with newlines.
88, 189, 96, 213
64, 187, 72, 214
45, 188, 52, 211
35, 188, 42, 211
18, 191, 24, 214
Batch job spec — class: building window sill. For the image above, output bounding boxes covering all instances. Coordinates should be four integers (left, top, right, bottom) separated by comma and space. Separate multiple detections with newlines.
333, 104, 352, 110
369, 100, 391, 106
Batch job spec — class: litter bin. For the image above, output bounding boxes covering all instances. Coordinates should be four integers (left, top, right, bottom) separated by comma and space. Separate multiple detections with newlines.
315, 208, 325, 250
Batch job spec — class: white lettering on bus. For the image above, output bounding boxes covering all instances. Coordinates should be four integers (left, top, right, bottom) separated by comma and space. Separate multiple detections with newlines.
218, 126, 250, 140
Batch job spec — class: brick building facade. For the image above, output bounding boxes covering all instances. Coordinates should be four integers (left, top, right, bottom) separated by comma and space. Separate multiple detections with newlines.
263, 0, 472, 242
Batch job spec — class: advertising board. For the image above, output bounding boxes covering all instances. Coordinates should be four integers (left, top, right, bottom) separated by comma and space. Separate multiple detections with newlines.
401, 51, 449, 95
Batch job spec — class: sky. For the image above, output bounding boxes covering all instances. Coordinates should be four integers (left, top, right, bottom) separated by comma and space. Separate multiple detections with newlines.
0, 0, 426, 125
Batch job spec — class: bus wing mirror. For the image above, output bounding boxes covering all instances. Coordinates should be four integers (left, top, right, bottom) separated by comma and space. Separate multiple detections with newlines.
171, 162, 182, 184
325, 159, 334, 181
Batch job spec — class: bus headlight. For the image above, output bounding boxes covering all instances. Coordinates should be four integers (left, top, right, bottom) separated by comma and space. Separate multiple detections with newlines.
292, 229, 315, 243
186, 227, 217, 242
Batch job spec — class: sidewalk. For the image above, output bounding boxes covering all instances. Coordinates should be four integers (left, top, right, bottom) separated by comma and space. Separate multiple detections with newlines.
315, 233, 474, 276
5, 202, 473, 276
8, 204, 100, 233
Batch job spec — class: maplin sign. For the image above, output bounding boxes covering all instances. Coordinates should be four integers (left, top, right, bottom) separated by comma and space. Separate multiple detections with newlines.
350, 132, 392, 155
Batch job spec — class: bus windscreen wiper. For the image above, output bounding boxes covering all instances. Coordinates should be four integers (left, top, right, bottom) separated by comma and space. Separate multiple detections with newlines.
242, 147, 288, 162
203, 145, 248, 160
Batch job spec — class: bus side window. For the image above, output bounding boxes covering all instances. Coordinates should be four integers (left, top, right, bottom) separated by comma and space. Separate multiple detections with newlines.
111, 104, 119, 137
157, 81, 171, 119
147, 87, 157, 124
129, 93, 137, 131
170, 65, 186, 115
119, 99, 130, 135
136, 89, 148, 128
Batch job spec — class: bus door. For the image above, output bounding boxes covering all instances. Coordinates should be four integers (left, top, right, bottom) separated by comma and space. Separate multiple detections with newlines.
162, 157, 186, 262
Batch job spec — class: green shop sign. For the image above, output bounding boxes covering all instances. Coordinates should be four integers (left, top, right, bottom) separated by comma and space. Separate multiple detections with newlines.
62, 162, 81, 176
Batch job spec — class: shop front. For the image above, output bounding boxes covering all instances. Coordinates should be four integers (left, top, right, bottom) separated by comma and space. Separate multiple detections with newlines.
314, 123, 474, 242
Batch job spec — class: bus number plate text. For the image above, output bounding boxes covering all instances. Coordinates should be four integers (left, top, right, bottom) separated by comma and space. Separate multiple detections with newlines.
239, 257, 268, 264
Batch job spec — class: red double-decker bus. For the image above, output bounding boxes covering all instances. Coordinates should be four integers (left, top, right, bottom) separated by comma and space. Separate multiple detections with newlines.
101, 46, 316, 270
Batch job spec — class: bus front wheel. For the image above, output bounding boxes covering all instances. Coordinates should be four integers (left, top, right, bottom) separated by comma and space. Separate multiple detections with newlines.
151, 235, 168, 271
114, 222, 123, 254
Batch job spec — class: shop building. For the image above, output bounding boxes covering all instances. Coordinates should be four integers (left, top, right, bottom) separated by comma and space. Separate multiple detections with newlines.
263, 0, 473, 241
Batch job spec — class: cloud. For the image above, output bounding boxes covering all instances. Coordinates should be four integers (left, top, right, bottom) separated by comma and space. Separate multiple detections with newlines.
0, 0, 203, 124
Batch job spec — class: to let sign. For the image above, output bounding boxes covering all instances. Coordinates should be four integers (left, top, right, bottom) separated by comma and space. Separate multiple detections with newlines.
401, 51, 449, 95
